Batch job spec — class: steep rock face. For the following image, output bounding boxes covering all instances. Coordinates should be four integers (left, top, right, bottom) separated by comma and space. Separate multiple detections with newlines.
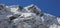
0, 4, 60, 28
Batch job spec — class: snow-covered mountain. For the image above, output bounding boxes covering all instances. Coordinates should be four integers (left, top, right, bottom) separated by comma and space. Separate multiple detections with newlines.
0, 4, 60, 28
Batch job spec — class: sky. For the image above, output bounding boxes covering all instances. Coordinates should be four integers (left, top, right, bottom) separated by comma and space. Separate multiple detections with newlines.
0, 0, 60, 17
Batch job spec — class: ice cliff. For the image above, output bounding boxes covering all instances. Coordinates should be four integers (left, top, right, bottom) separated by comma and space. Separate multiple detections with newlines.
0, 4, 60, 28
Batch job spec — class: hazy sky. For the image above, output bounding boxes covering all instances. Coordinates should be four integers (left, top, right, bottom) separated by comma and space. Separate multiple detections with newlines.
0, 0, 60, 17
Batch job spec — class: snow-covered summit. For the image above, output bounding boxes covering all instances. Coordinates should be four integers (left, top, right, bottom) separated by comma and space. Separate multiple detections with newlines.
0, 4, 60, 28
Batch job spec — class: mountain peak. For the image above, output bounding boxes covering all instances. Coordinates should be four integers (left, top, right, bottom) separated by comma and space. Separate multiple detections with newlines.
0, 4, 60, 28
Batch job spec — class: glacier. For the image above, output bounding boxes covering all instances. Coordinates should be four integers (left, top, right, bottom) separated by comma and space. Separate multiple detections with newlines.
0, 4, 60, 28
